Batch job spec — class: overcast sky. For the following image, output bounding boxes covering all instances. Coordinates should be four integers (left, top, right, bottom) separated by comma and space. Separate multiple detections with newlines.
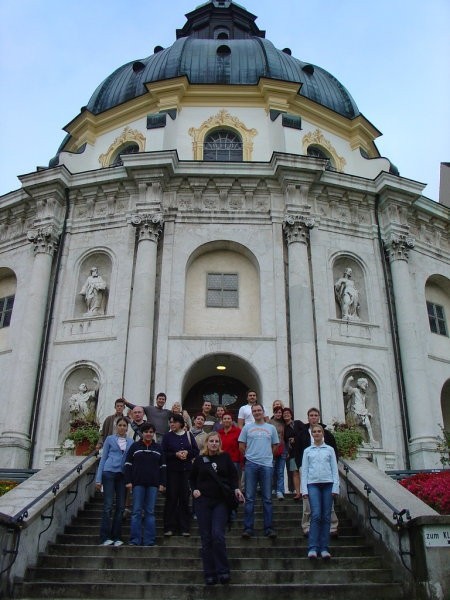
1, 0, 449, 201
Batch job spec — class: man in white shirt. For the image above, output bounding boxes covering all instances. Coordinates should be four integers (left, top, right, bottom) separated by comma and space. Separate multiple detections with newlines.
237, 390, 269, 428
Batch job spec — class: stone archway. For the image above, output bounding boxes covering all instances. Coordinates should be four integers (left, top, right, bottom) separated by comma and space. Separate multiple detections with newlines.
181, 353, 261, 421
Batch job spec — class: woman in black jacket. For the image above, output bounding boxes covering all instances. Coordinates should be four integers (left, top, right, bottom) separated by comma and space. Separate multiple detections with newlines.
190, 431, 244, 585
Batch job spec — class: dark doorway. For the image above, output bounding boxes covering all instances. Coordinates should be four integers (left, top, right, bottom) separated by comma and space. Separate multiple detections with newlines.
184, 376, 248, 421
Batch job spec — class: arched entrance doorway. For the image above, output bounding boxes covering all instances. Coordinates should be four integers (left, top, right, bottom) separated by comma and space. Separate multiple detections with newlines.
182, 353, 260, 421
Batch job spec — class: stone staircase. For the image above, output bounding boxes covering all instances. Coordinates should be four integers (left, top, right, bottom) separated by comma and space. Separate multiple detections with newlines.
14, 493, 406, 599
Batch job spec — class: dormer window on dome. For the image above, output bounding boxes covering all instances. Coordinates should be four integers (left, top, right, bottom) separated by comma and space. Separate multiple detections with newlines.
203, 130, 243, 162
111, 143, 139, 167
307, 145, 336, 172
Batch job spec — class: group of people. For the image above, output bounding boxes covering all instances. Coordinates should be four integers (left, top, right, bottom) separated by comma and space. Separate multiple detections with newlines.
95, 390, 340, 584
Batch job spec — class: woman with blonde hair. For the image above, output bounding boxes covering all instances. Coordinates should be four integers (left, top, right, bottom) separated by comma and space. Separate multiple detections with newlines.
190, 432, 244, 585
171, 401, 192, 430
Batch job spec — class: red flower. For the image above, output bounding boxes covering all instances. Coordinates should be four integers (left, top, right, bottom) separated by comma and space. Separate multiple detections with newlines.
399, 471, 450, 514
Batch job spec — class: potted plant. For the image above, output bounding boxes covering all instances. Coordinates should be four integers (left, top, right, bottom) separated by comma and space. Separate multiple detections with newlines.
331, 419, 364, 459
65, 417, 100, 455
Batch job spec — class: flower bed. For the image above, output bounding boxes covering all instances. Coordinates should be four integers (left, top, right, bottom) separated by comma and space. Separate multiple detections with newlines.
0, 480, 18, 497
399, 471, 450, 515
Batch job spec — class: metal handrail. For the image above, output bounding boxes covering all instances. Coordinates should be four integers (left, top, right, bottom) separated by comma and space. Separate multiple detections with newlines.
0, 452, 98, 581
0, 451, 98, 529
340, 458, 413, 572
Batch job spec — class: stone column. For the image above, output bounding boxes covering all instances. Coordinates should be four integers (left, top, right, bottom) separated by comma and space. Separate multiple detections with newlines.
386, 232, 435, 467
0, 226, 58, 468
283, 213, 319, 418
123, 213, 163, 405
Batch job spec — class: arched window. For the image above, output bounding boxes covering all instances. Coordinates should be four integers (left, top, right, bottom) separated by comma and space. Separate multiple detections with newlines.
307, 145, 336, 171
111, 143, 139, 166
203, 130, 243, 162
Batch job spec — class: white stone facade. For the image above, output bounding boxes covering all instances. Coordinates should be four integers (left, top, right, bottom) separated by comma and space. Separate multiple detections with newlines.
0, 7, 449, 471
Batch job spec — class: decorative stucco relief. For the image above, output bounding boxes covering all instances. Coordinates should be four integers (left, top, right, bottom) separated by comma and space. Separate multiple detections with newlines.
302, 129, 346, 172
188, 109, 257, 160
99, 127, 146, 167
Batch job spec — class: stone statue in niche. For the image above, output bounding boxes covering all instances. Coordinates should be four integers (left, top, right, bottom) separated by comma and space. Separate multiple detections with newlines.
334, 267, 361, 321
343, 376, 377, 445
79, 266, 107, 316
69, 380, 99, 421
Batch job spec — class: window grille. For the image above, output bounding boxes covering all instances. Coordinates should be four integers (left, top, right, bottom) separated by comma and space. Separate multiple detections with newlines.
204, 130, 243, 162
206, 273, 238, 308
0, 295, 14, 328
427, 301, 448, 336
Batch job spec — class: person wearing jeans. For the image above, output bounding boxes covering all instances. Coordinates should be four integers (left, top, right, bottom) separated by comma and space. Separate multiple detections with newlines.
95, 417, 133, 546
124, 422, 166, 546
238, 403, 279, 538
270, 407, 286, 499
301, 424, 339, 560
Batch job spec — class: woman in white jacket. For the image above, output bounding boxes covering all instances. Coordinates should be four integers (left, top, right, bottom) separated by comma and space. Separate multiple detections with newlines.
301, 424, 339, 559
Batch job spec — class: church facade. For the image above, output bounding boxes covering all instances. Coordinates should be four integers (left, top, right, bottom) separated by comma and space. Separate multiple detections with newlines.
0, 1, 448, 470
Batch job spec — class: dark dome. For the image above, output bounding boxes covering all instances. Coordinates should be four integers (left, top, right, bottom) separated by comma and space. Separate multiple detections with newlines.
86, 1, 359, 119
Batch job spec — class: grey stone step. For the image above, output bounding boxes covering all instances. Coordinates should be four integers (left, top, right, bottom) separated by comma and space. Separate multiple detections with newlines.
13, 582, 405, 599
55, 533, 367, 547
65, 523, 356, 536
46, 543, 376, 558
36, 555, 386, 571
24, 566, 397, 584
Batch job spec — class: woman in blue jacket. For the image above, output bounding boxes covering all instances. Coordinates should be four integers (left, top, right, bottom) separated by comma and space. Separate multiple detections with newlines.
95, 417, 133, 546
301, 424, 339, 560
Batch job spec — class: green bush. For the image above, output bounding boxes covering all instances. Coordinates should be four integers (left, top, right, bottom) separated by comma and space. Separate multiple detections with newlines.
332, 420, 364, 459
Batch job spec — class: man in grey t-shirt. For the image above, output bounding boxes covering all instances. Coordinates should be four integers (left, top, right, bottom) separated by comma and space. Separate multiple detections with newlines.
125, 393, 171, 443
238, 403, 279, 538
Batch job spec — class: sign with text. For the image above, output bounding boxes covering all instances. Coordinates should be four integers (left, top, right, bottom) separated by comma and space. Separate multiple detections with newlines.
423, 525, 450, 547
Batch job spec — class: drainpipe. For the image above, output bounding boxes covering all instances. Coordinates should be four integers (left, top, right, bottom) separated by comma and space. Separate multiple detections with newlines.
374, 195, 411, 469
28, 188, 71, 467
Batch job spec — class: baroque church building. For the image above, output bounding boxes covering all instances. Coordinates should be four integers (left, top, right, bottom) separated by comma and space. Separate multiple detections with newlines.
0, 0, 448, 470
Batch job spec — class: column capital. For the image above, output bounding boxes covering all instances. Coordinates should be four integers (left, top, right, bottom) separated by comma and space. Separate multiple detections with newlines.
385, 232, 415, 262
26, 225, 59, 256
130, 212, 164, 242
283, 213, 315, 245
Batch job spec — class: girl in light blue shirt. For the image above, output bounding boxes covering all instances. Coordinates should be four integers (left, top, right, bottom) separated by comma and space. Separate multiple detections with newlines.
301, 424, 339, 560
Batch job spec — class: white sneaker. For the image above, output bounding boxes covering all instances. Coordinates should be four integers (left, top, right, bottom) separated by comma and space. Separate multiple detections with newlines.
101, 539, 114, 546
113, 540, 124, 546
276, 492, 284, 500
320, 551, 331, 560
308, 550, 317, 560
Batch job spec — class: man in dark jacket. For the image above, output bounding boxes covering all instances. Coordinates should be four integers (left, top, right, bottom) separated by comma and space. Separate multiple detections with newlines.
295, 407, 339, 536
124, 422, 166, 546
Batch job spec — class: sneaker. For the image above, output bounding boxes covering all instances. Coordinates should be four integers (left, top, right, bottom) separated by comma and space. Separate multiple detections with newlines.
276, 492, 284, 500
122, 508, 131, 519
101, 539, 114, 546
265, 528, 277, 538
113, 540, 124, 547
241, 529, 253, 538
181, 532, 190, 537
320, 551, 331, 560
219, 574, 231, 585
164, 531, 173, 536
308, 550, 318, 560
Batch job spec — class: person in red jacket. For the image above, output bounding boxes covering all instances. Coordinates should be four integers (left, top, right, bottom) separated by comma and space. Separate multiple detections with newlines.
218, 412, 242, 482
